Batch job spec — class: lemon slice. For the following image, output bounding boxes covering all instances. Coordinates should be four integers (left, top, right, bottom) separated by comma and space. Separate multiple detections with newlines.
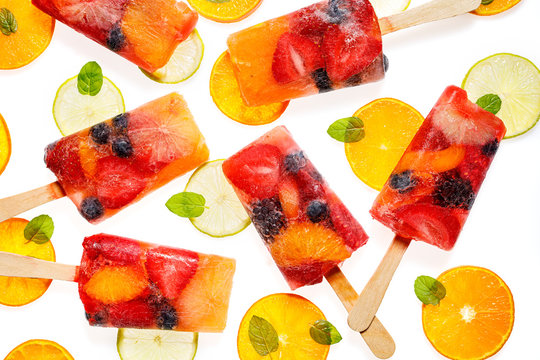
53, 75, 125, 136
462, 53, 540, 138
185, 159, 250, 237
370, 0, 410, 17
141, 30, 204, 84
117, 329, 198, 360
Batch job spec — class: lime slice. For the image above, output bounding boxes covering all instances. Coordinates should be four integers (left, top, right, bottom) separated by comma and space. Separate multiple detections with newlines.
141, 30, 204, 84
185, 159, 250, 237
370, 0, 410, 17
53, 75, 125, 136
462, 53, 540, 138
117, 329, 198, 360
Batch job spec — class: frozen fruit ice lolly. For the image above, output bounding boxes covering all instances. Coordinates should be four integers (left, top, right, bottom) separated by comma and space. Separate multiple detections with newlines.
44, 93, 209, 223
222, 126, 368, 290
226, 0, 384, 106
371, 86, 506, 250
79, 234, 236, 332
32, 0, 198, 72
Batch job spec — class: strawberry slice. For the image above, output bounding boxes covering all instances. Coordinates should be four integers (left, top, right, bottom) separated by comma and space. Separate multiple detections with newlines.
145, 247, 199, 299
108, 299, 156, 328
272, 33, 324, 84
95, 156, 147, 209
327, 192, 368, 251
289, 3, 329, 43
45, 136, 87, 186
83, 234, 143, 265
278, 261, 336, 290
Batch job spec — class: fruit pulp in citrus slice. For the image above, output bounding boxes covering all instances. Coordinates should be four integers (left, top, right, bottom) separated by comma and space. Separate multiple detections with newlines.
237, 293, 329, 360
0, 0, 54, 69
4, 339, 74, 360
345, 98, 424, 191
462, 53, 540, 138
472, 0, 521, 16
0, 218, 55, 306
117, 329, 198, 360
422, 266, 514, 360
0, 113, 12, 176
187, 0, 262, 23
210, 51, 289, 125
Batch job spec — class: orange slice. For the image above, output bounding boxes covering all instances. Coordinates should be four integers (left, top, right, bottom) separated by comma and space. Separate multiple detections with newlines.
0, 113, 11, 176
472, 0, 521, 16
187, 0, 262, 22
0, 0, 54, 69
237, 293, 330, 360
0, 218, 55, 306
210, 51, 289, 125
4, 339, 74, 360
83, 265, 147, 304
345, 98, 424, 191
394, 145, 466, 174
422, 266, 514, 360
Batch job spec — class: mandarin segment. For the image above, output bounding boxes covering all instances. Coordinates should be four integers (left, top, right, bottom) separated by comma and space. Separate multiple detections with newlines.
83, 265, 147, 304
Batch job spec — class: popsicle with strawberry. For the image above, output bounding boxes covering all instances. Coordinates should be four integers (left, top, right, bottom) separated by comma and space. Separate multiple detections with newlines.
348, 86, 506, 332
0, 93, 209, 224
31, 0, 198, 72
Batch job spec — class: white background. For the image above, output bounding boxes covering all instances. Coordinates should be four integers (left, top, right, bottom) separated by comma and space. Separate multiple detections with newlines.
0, 0, 539, 359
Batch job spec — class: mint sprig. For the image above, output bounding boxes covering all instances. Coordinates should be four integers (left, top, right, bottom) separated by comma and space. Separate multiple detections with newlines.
327, 117, 365, 143
414, 275, 446, 305
77, 61, 103, 96
476, 94, 502, 115
310, 320, 342, 345
166, 192, 207, 218
0, 8, 17, 36
24, 215, 54, 244
248, 315, 279, 356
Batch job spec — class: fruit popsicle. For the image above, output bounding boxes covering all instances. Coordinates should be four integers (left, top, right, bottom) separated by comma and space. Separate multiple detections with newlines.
222, 126, 368, 290
32, 0, 198, 72
79, 234, 235, 332
227, 0, 385, 106
44, 93, 209, 223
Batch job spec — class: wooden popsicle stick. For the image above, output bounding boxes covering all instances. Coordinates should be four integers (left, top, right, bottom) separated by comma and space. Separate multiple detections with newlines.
0, 182, 65, 223
325, 267, 395, 359
0, 251, 77, 282
347, 235, 411, 333
379, 0, 481, 35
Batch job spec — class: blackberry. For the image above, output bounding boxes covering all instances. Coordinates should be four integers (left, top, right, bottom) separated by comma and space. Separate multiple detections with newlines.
312, 68, 333, 93
433, 172, 475, 210
112, 113, 129, 133
80, 197, 104, 221
383, 54, 389, 73
106, 24, 125, 52
90, 123, 111, 145
389, 171, 417, 193
307, 200, 329, 223
251, 198, 286, 244
481, 139, 499, 157
327, 0, 348, 23
156, 301, 179, 330
112, 136, 134, 158
284, 151, 307, 174
85, 311, 107, 326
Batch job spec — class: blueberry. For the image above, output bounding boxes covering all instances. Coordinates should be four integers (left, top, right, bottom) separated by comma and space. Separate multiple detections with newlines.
90, 123, 112, 145
107, 24, 125, 52
311, 68, 333, 93
251, 198, 286, 244
481, 139, 499, 157
112, 136, 134, 158
85, 311, 107, 326
307, 200, 329, 223
389, 171, 417, 193
327, 0, 348, 24
383, 54, 389, 73
434, 172, 475, 210
112, 113, 129, 133
80, 197, 104, 221
156, 301, 178, 330
284, 151, 307, 174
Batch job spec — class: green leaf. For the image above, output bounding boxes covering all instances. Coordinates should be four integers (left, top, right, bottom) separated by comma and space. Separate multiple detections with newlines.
481, 0, 494, 5
0, 8, 17, 36
77, 61, 103, 96
248, 315, 279, 356
414, 275, 446, 305
476, 94, 502, 115
166, 192, 206, 218
310, 320, 342, 345
24, 215, 54, 244
327, 117, 365, 143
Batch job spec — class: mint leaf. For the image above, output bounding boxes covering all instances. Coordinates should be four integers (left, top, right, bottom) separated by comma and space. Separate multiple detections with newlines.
0, 8, 17, 36
24, 215, 54, 244
77, 61, 103, 96
327, 117, 365, 143
481, 0, 494, 5
166, 192, 206, 218
476, 94, 501, 115
414, 276, 446, 305
310, 320, 342, 345
248, 315, 279, 356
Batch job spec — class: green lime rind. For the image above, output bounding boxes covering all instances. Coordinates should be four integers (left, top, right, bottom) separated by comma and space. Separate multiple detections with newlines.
462, 53, 540, 139
117, 328, 198, 360
184, 159, 250, 238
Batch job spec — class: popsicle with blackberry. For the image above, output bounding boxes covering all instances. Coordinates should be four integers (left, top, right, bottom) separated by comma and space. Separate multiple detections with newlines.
348, 85, 506, 332
31, 0, 198, 72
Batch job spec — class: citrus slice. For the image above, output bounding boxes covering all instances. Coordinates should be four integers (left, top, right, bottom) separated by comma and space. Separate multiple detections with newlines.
210, 51, 289, 125
184, 159, 250, 237
370, 0, 410, 17
53, 75, 125, 136
344, 98, 424, 191
0, 218, 55, 306
4, 339, 74, 360
187, 0, 261, 23
0, 0, 54, 69
141, 30, 204, 84
462, 53, 540, 138
117, 329, 198, 360
472, 0, 521, 16
422, 266, 514, 360
0, 113, 12, 176
238, 293, 330, 360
